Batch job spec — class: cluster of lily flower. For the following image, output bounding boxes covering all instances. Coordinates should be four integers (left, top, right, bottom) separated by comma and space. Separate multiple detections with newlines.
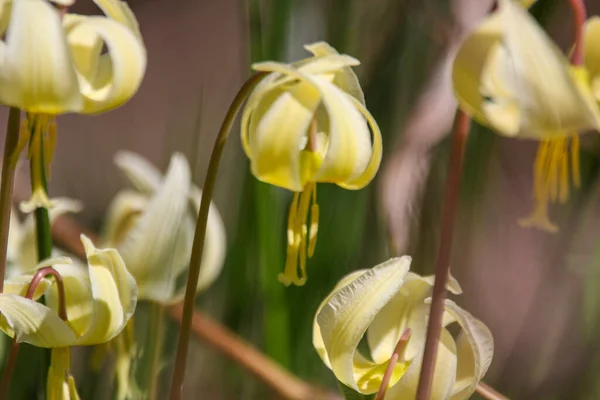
0, 0, 597, 398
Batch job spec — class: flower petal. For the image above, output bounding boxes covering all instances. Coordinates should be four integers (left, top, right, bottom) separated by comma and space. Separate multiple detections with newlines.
313, 269, 368, 369
93, 0, 142, 39
385, 328, 458, 400
3, 275, 51, 300
118, 154, 190, 302
316, 257, 411, 391
0, 0, 81, 113
584, 17, 600, 102
303, 42, 365, 104
76, 235, 137, 345
114, 150, 162, 194
445, 300, 494, 399
0, 293, 76, 347
102, 190, 147, 247
65, 16, 146, 114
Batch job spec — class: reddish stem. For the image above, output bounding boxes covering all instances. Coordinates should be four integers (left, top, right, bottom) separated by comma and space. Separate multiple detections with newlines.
0, 266, 68, 399
476, 382, 510, 400
415, 110, 470, 400
568, 0, 587, 66
375, 328, 412, 400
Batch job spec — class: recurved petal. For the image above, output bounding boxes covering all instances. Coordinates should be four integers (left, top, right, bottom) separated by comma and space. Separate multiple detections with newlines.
114, 151, 162, 194
66, 16, 146, 114
118, 153, 190, 302
76, 235, 137, 345
584, 17, 600, 102
0, 0, 82, 114
303, 42, 366, 104
4, 275, 51, 300
385, 329, 458, 400
445, 300, 494, 399
93, 0, 142, 39
247, 73, 322, 191
316, 257, 411, 391
313, 269, 368, 369
0, 293, 76, 348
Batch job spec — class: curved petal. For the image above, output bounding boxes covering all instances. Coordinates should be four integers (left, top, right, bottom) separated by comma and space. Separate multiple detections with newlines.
303, 42, 365, 104
313, 269, 368, 369
93, 0, 142, 39
118, 154, 190, 302
114, 151, 162, 194
66, 16, 146, 114
4, 275, 51, 300
316, 257, 411, 391
584, 17, 600, 101
0, 0, 81, 113
102, 190, 147, 247
247, 77, 322, 191
385, 329, 457, 400
445, 300, 494, 399
0, 293, 76, 348
76, 235, 137, 345
491, 0, 599, 136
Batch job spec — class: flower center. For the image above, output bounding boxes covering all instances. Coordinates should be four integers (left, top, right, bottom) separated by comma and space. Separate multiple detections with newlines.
519, 135, 580, 232
279, 182, 319, 286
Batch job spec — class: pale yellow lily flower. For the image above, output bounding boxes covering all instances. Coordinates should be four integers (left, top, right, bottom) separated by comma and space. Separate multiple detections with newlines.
452, 0, 600, 232
0, 0, 146, 210
6, 198, 82, 277
242, 41, 382, 286
584, 17, 600, 102
104, 151, 226, 303
0, 236, 137, 399
313, 258, 493, 399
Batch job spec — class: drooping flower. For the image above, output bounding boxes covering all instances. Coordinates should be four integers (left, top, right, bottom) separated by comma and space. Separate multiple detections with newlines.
241, 41, 382, 286
313, 258, 493, 399
0, 0, 146, 210
452, 0, 600, 232
103, 151, 226, 304
0, 236, 137, 399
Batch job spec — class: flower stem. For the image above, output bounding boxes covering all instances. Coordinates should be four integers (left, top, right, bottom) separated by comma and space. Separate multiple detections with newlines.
475, 382, 510, 400
168, 72, 267, 400
0, 107, 21, 292
415, 110, 470, 400
375, 328, 412, 400
0, 266, 67, 399
140, 302, 165, 400
568, 0, 587, 66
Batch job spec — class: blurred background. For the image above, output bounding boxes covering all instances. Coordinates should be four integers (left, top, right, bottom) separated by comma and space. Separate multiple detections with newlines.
5, 0, 600, 398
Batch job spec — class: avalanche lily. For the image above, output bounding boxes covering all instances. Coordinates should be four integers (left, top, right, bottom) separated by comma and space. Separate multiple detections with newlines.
104, 151, 226, 304
452, 0, 600, 232
242, 41, 382, 286
313, 257, 493, 399
0, 236, 137, 399
1, 0, 146, 209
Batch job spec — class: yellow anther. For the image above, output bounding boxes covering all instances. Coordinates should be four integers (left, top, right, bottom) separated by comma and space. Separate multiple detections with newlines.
519, 136, 580, 233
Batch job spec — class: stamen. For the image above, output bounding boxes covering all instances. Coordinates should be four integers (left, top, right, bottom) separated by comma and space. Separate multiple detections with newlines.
10, 118, 30, 168
278, 183, 320, 286
519, 136, 580, 233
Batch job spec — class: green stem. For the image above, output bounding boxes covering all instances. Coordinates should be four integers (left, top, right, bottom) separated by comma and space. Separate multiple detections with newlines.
168, 72, 267, 400
140, 302, 165, 400
0, 107, 21, 292
29, 121, 53, 399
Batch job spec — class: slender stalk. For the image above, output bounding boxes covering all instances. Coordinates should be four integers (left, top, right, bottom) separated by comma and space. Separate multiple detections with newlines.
374, 329, 411, 400
140, 302, 165, 400
0, 266, 67, 399
475, 382, 510, 400
415, 110, 470, 400
0, 108, 21, 292
568, 0, 586, 66
168, 72, 267, 399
